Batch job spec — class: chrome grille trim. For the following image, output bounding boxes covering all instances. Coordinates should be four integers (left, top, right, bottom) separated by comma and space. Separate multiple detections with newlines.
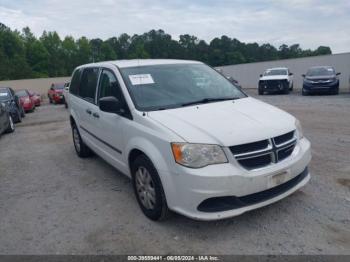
230, 130, 297, 170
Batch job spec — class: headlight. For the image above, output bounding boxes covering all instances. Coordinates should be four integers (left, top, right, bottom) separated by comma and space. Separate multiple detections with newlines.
295, 119, 304, 140
171, 143, 228, 168
304, 78, 313, 84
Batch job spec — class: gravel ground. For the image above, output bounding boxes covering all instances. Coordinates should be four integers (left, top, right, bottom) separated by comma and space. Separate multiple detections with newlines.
0, 90, 349, 255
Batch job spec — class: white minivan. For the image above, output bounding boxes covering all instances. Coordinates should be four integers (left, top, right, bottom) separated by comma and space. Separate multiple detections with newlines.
68, 59, 311, 221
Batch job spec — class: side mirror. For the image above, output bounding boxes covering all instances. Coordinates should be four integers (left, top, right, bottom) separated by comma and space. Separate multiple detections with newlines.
99, 96, 124, 115
289, 73, 293, 76
259, 74, 263, 77
302, 74, 306, 78
336, 72, 341, 76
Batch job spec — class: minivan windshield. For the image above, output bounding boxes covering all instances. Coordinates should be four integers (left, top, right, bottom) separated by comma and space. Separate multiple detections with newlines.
120, 64, 246, 111
306, 67, 335, 76
263, 69, 287, 76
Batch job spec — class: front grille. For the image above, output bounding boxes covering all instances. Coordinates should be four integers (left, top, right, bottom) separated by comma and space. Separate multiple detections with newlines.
230, 130, 296, 170
230, 139, 269, 154
260, 80, 288, 90
274, 131, 294, 145
238, 153, 272, 170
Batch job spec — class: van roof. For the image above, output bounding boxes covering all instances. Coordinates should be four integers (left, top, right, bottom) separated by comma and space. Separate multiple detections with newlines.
77, 59, 202, 69
265, 67, 288, 71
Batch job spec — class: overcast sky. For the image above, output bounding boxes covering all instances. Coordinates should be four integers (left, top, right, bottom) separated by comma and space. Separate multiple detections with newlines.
1, 0, 349, 53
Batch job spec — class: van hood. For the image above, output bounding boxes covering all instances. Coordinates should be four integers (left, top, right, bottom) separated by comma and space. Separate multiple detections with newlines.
260, 75, 289, 81
148, 97, 296, 146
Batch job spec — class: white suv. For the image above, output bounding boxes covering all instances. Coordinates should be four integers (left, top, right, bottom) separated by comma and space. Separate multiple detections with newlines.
68, 59, 311, 221
259, 67, 293, 95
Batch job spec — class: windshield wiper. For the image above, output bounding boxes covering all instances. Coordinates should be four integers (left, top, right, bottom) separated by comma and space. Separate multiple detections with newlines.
181, 97, 239, 107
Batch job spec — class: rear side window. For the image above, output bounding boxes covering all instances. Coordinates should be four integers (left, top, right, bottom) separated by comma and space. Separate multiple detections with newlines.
79, 68, 99, 103
70, 69, 82, 95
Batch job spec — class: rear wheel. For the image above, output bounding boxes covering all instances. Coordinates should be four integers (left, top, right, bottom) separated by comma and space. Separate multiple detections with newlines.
20, 106, 25, 117
5, 115, 15, 133
131, 155, 170, 221
72, 124, 93, 158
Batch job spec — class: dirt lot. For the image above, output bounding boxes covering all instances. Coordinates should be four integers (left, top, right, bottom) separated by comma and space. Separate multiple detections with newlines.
0, 90, 349, 255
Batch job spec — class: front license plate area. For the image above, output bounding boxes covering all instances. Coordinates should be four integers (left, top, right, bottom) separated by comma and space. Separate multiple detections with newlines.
268, 170, 291, 188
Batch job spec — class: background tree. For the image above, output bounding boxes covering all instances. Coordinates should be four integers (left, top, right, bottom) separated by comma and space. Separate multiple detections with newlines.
0, 23, 332, 80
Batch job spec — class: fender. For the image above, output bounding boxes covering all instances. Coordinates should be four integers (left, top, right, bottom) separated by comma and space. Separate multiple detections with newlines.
125, 136, 172, 174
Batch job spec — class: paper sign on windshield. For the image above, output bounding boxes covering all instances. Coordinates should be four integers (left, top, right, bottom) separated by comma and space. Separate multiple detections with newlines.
0, 93, 8, 97
129, 74, 154, 85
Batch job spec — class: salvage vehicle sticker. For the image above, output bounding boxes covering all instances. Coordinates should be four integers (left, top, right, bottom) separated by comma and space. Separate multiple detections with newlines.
129, 74, 155, 85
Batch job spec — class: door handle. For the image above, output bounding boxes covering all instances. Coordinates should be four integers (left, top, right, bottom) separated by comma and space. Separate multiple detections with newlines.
86, 109, 92, 115
92, 112, 99, 118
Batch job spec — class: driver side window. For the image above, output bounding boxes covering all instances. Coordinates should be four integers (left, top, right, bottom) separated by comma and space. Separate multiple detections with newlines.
98, 70, 123, 101
98, 69, 131, 119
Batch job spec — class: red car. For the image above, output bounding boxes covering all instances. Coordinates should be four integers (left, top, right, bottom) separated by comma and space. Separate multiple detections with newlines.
28, 91, 41, 106
15, 89, 35, 113
48, 83, 65, 104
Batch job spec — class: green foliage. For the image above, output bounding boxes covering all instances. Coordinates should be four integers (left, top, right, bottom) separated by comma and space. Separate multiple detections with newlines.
0, 23, 332, 80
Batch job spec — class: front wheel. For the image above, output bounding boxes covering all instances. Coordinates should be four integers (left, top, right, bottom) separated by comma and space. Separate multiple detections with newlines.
331, 88, 339, 95
5, 115, 15, 133
258, 88, 264, 95
302, 88, 308, 96
290, 83, 294, 91
131, 155, 170, 221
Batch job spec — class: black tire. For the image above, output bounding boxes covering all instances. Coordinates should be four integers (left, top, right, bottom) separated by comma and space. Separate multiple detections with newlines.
131, 155, 170, 221
71, 124, 93, 158
290, 83, 294, 91
258, 88, 264, 95
283, 88, 290, 94
49, 97, 53, 104
302, 88, 308, 96
331, 88, 339, 95
5, 115, 15, 133
15, 109, 22, 123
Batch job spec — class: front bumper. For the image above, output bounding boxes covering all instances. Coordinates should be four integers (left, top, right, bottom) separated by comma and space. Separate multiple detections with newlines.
164, 138, 311, 220
22, 103, 34, 111
259, 80, 289, 92
303, 81, 339, 93
53, 94, 64, 103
